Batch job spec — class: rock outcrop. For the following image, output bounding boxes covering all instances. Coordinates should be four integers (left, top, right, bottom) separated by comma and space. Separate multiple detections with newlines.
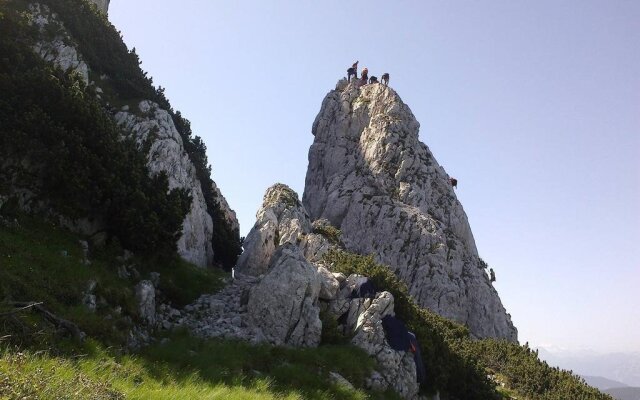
212, 180, 240, 234
235, 183, 330, 275
24, 3, 238, 268
135, 280, 156, 326
30, 4, 89, 84
326, 277, 419, 398
303, 79, 517, 341
115, 101, 215, 268
228, 185, 421, 398
162, 185, 420, 397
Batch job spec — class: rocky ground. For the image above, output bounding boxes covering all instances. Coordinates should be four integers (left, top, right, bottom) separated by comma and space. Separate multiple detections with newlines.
167, 184, 422, 399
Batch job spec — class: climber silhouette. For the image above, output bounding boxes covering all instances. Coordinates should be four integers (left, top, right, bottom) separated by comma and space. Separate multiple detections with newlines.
347, 61, 358, 82
381, 73, 390, 86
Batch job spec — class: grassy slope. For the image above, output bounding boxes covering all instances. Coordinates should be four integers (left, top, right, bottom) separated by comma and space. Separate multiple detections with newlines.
0, 216, 397, 399
0, 215, 225, 346
0, 335, 383, 400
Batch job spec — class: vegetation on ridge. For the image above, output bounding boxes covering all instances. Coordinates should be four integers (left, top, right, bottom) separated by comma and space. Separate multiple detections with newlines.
0, 3, 190, 254
324, 249, 613, 400
0, 0, 241, 267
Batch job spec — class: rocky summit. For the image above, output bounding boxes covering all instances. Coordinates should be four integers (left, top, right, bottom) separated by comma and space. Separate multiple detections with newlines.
303, 79, 517, 341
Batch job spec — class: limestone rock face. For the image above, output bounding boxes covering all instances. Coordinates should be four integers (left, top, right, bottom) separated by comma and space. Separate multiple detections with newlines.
237, 186, 421, 398
246, 244, 322, 347
316, 265, 339, 300
303, 79, 517, 341
26, 3, 239, 268
29, 4, 89, 84
115, 101, 215, 268
169, 184, 420, 398
212, 180, 240, 234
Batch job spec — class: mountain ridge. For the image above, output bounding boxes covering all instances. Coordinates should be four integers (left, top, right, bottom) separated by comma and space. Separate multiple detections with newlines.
0, 1, 618, 398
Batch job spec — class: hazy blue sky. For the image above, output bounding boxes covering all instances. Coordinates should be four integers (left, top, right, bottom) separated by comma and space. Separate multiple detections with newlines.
109, 1, 639, 353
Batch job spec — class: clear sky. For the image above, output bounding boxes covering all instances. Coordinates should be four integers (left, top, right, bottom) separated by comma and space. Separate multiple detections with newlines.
109, 1, 640, 353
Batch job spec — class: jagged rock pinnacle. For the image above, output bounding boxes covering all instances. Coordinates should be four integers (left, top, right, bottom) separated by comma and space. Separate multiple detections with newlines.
303, 79, 517, 341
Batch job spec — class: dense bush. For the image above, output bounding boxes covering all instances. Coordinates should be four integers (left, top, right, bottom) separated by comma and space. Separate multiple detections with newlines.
312, 223, 342, 245
468, 340, 611, 400
324, 250, 612, 400
0, 6, 190, 253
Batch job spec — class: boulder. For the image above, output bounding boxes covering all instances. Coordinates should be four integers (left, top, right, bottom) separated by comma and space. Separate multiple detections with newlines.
329, 371, 355, 390
246, 244, 322, 347
82, 294, 96, 312
316, 265, 339, 300
135, 280, 156, 325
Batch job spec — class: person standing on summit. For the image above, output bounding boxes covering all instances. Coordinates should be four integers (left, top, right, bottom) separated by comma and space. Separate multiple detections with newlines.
381, 73, 390, 86
347, 61, 358, 82
360, 67, 368, 84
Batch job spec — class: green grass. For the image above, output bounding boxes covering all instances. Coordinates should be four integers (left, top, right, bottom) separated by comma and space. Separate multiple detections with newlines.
138, 331, 388, 400
0, 216, 134, 346
0, 332, 394, 400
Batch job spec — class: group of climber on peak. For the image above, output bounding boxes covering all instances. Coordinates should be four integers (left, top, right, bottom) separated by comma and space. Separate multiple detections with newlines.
346, 61, 461, 192
347, 61, 389, 86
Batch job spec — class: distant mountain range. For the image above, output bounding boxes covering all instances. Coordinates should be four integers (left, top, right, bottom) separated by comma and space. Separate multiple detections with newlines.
536, 347, 640, 387
603, 387, 640, 400
582, 375, 628, 390
579, 375, 640, 400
